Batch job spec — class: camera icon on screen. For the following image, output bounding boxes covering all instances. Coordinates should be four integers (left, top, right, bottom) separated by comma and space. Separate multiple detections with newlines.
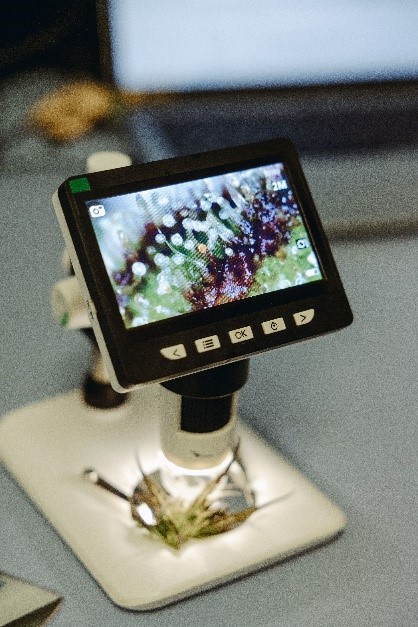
89, 204, 106, 218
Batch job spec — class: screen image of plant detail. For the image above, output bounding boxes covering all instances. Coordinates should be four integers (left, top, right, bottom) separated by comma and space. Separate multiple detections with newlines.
90, 164, 322, 329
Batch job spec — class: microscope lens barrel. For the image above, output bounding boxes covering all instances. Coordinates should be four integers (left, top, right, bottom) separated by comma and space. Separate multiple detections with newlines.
159, 387, 238, 470
159, 360, 249, 470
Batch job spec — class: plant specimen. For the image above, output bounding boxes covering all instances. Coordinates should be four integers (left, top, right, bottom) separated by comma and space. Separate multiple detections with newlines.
84, 446, 290, 550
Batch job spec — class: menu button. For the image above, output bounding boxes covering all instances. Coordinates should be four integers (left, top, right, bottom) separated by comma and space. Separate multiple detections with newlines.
195, 335, 221, 353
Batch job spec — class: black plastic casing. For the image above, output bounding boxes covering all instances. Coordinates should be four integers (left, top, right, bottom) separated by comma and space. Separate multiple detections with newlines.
56, 138, 353, 389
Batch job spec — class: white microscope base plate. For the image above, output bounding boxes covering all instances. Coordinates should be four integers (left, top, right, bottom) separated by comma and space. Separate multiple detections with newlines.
0, 388, 346, 610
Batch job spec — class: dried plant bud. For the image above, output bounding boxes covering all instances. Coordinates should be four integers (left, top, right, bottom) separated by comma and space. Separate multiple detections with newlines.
126, 444, 263, 550
27, 80, 118, 142
84, 444, 290, 550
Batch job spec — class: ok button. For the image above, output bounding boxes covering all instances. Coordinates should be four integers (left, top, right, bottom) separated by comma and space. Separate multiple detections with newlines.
229, 325, 253, 344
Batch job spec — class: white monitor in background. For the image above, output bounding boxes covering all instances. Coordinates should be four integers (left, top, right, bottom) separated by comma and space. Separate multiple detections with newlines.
104, 0, 418, 93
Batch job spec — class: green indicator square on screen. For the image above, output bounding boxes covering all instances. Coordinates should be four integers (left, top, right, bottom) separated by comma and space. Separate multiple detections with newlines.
69, 177, 91, 193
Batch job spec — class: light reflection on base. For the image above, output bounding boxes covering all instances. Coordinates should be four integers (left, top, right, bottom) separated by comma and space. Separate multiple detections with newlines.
153, 449, 255, 512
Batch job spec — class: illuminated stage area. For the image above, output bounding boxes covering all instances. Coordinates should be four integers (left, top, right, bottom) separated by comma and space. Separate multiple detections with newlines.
0, 386, 346, 609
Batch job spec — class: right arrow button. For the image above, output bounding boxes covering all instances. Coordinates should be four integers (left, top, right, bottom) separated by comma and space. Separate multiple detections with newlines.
293, 308, 315, 326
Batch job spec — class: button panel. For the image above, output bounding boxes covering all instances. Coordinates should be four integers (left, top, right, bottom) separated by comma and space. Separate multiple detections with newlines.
159, 308, 318, 365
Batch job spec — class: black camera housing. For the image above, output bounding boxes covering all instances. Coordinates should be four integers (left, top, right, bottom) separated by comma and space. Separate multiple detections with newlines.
53, 138, 352, 390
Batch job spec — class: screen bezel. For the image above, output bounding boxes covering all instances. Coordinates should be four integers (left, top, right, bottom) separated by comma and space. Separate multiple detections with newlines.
58, 138, 352, 387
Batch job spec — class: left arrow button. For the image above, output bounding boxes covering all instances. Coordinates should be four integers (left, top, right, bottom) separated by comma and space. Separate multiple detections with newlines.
160, 344, 187, 360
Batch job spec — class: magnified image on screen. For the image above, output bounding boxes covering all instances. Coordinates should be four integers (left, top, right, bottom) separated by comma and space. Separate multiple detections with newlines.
87, 163, 322, 329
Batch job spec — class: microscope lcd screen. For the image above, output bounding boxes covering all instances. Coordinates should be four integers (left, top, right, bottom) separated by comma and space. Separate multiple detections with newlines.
86, 162, 323, 330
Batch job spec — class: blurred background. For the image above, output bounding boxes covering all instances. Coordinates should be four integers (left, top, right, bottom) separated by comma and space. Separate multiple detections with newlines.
0, 0, 101, 78
1, 0, 417, 238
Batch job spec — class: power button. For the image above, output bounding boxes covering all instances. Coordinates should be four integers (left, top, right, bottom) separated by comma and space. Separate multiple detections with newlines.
262, 317, 286, 334
85, 300, 95, 324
